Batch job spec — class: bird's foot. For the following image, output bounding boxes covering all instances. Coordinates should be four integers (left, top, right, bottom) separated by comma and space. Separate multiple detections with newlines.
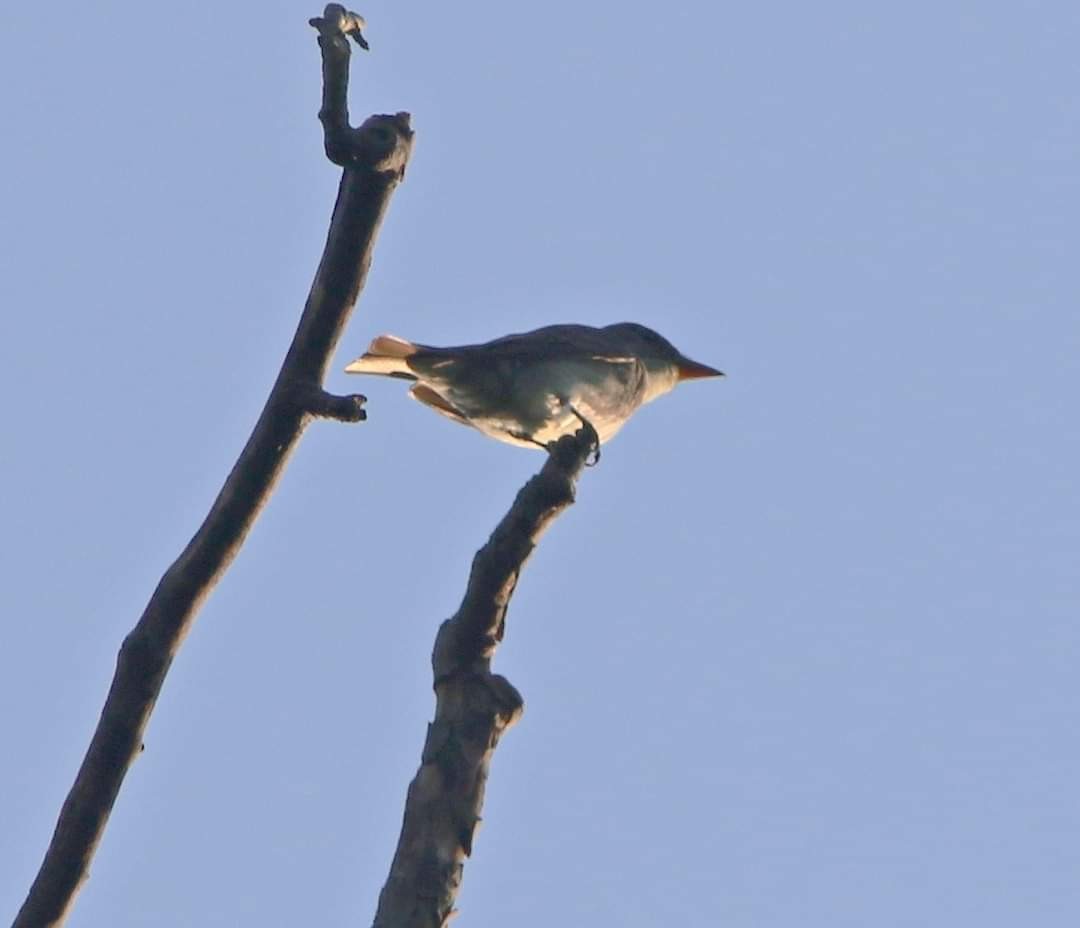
568, 405, 601, 466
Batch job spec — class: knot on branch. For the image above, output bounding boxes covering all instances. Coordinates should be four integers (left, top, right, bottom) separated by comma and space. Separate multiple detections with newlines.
320, 107, 414, 175
354, 112, 415, 177
307, 388, 368, 422
309, 4, 369, 50
486, 673, 525, 729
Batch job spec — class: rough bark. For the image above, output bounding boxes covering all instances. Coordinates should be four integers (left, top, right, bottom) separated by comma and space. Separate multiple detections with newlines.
372, 429, 595, 928
13, 8, 411, 926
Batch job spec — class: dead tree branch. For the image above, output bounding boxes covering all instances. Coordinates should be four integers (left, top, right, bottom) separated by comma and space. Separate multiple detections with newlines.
13, 8, 412, 926
372, 431, 595, 928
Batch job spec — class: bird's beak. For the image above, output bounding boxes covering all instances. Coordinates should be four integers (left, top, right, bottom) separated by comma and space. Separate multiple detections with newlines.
676, 357, 725, 381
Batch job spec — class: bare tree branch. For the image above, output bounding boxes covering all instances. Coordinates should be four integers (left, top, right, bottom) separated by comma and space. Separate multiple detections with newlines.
13, 9, 412, 927
372, 430, 595, 928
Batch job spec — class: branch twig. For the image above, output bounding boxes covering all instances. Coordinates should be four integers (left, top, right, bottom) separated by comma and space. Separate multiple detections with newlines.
372, 431, 594, 928
14, 9, 412, 926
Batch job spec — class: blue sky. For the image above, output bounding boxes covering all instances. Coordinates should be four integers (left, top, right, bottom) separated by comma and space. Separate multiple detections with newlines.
2, 2, 1078, 925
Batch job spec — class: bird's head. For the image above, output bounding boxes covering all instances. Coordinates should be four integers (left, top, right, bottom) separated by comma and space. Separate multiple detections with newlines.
604, 322, 724, 399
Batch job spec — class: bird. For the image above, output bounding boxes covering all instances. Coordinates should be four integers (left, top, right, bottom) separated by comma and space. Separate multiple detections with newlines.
343, 322, 723, 457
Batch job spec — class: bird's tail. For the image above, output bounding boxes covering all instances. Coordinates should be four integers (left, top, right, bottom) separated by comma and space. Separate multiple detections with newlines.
343, 334, 418, 378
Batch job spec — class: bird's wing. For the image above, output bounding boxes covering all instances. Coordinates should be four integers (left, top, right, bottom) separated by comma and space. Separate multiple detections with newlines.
407, 325, 617, 379
476, 325, 617, 361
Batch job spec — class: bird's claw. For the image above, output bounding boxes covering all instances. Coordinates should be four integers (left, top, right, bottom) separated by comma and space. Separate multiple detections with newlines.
568, 405, 601, 466
518, 405, 600, 466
